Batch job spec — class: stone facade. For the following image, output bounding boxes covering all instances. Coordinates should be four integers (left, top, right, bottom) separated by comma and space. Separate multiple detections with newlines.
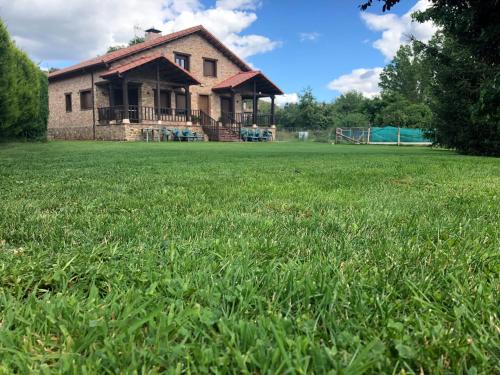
48, 29, 277, 141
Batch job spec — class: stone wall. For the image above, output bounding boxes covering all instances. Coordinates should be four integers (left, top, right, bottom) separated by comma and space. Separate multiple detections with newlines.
48, 68, 107, 136
47, 126, 94, 140
49, 122, 208, 141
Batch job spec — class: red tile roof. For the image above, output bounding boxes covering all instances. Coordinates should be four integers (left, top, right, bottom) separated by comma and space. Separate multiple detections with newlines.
99, 53, 200, 84
49, 25, 252, 80
212, 71, 284, 95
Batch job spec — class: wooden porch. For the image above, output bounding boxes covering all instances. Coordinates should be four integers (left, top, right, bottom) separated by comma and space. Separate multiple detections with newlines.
97, 54, 200, 126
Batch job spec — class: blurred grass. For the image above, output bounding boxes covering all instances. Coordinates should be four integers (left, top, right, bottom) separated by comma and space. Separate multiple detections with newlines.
0, 141, 499, 373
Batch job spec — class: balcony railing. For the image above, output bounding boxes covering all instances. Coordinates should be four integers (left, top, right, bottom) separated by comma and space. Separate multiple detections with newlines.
223, 112, 274, 127
98, 105, 201, 124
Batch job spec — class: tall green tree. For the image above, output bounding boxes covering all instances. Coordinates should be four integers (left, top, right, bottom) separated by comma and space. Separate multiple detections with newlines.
0, 21, 17, 134
421, 33, 499, 154
331, 92, 369, 127
0, 19, 48, 140
379, 43, 431, 103
107, 36, 146, 53
295, 88, 331, 129
360, 0, 499, 154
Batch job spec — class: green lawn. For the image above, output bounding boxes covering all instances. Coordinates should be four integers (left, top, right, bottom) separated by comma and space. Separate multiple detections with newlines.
0, 142, 499, 373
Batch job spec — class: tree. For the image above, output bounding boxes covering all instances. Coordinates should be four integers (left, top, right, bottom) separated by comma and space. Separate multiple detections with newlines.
128, 36, 145, 45
330, 92, 370, 127
331, 91, 367, 115
0, 18, 48, 140
415, 0, 499, 66
0, 20, 17, 134
361, 0, 499, 154
107, 45, 126, 53
379, 43, 431, 103
360, 0, 401, 11
422, 33, 499, 154
415, 1, 500, 155
297, 88, 334, 129
107, 36, 146, 53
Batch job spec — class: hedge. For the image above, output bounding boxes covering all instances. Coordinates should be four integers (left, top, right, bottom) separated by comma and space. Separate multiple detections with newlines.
0, 19, 48, 140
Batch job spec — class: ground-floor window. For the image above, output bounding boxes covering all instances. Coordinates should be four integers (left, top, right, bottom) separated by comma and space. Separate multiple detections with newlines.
80, 90, 92, 110
65, 93, 72, 112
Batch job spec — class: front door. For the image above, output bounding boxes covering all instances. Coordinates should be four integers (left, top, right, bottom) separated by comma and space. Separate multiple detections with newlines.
198, 95, 210, 125
175, 93, 187, 119
113, 86, 139, 122
198, 95, 210, 116
128, 86, 139, 122
154, 90, 172, 116
220, 97, 232, 124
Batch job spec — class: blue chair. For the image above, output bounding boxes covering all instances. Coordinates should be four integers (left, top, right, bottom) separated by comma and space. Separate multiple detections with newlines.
262, 130, 273, 141
182, 128, 196, 141
240, 128, 249, 141
171, 128, 181, 141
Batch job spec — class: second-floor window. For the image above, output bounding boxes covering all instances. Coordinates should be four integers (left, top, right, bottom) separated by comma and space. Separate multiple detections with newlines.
203, 58, 217, 77
175, 53, 190, 71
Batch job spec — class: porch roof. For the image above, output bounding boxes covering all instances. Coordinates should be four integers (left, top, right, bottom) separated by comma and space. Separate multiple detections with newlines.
212, 71, 284, 96
100, 53, 200, 85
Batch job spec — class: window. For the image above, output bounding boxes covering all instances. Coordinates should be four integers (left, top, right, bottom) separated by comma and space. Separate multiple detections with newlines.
80, 90, 92, 110
154, 89, 172, 115
65, 93, 72, 112
175, 93, 187, 115
203, 58, 217, 77
174, 53, 190, 71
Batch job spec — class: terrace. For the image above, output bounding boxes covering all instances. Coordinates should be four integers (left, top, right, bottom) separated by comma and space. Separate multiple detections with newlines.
95, 56, 281, 140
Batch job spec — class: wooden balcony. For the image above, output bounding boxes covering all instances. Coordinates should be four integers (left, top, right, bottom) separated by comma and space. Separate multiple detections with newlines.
222, 112, 274, 127
97, 105, 200, 124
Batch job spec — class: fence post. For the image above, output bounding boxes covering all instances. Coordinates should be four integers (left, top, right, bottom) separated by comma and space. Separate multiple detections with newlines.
367, 127, 371, 144
397, 127, 401, 146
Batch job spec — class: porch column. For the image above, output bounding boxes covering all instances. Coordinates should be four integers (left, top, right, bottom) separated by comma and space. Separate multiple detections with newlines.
252, 80, 257, 127
122, 75, 129, 123
271, 95, 276, 125
185, 85, 191, 124
108, 84, 115, 107
156, 61, 161, 122
231, 90, 235, 124
108, 84, 116, 124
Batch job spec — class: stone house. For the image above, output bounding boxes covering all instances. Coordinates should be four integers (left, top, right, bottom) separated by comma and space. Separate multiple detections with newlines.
48, 25, 283, 141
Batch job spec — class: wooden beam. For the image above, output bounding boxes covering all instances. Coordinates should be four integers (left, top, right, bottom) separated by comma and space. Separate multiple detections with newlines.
122, 75, 129, 122
271, 95, 275, 125
108, 84, 114, 107
185, 85, 191, 122
91, 72, 96, 140
231, 90, 235, 124
156, 61, 161, 121
252, 80, 257, 125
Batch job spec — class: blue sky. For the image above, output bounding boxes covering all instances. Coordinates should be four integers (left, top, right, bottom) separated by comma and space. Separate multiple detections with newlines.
241, 0, 433, 102
1, 0, 435, 104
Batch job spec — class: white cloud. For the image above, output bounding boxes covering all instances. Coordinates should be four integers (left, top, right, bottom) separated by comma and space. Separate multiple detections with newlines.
327, 0, 437, 98
161, 6, 280, 59
215, 0, 261, 10
360, 0, 437, 60
327, 67, 383, 98
275, 93, 299, 106
0, 0, 279, 65
262, 93, 299, 107
299, 32, 321, 42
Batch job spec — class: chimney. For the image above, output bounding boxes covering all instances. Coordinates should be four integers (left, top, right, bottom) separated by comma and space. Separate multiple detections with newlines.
145, 27, 162, 42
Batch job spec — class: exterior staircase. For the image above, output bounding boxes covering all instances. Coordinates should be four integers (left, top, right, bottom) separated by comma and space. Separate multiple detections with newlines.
200, 111, 241, 142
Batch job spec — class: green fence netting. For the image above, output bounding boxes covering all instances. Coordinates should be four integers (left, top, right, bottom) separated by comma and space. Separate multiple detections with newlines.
370, 126, 431, 143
